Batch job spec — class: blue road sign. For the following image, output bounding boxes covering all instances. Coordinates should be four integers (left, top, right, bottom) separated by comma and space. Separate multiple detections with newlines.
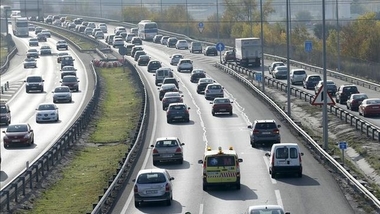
305, 41, 312, 52
339, 141, 347, 150
255, 73, 262, 82
198, 22, 204, 28
216, 42, 225, 52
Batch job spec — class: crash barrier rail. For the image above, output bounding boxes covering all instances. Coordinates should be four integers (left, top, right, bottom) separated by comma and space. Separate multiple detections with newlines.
215, 62, 380, 210
59, 14, 380, 92
0, 46, 17, 74
1, 81, 10, 94
222, 62, 380, 142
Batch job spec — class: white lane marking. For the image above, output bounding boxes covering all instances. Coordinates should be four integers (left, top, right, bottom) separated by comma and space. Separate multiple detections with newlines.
199, 203, 204, 214
262, 156, 277, 184
121, 64, 159, 214
275, 189, 284, 208
224, 89, 251, 126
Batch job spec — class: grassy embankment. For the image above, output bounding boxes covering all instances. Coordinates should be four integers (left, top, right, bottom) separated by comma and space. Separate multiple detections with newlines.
17, 33, 141, 213
0, 36, 8, 66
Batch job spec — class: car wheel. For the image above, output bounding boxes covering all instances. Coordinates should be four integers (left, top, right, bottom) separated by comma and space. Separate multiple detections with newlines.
166, 198, 172, 206
26, 89, 29, 93
251, 141, 256, 148
298, 171, 303, 178
53, 100, 56, 103
363, 111, 367, 117
271, 170, 276, 178
69, 98, 72, 103
229, 111, 233, 115
167, 119, 171, 123
24, 66, 26, 68
153, 160, 158, 166
134, 201, 140, 208
56, 115, 59, 122
203, 184, 208, 191
212, 111, 215, 116
186, 118, 190, 122
236, 182, 241, 190
41, 88, 44, 92
197, 90, 201, 94
179, 158, 183, 164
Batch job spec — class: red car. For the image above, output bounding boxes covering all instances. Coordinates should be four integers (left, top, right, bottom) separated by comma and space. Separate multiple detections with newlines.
210, 98, 233, 116
3, 123, 34, 148
358, 98, 380, 117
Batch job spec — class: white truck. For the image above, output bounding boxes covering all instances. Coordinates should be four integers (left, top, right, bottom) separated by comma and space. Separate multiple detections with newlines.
234, 37, 261, 67
11, 16, 29, 37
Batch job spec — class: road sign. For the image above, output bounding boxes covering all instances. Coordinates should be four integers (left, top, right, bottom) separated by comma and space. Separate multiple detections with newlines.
254, 73, 262, 82
311, 85, 335, 105
339, 141, 347, 150
198, 22, 204, 33
118, 46, 127, 55
305, 41, 312, 52
216, 42, 225, 52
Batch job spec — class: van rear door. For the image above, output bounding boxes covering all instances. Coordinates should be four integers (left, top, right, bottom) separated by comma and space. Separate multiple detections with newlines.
205, 155, 237, 183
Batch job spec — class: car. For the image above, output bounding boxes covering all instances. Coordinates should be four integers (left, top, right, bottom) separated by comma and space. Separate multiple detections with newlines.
35, 26, 43, 34
36, 33, 47, 42
335, 84, 360, 104
196, 78, 215, 94
358, 98, 380, 117
94, 31, 104, 39
87, 22, 96, 29
56, 40, 68, 50
175, 40, 188, 49
41, 29, 51, 38
113, 38, 124, 48
60, 67, 77, 79
114, 26, 126, 33
190, 69, 206, 83
35, 103, 59, 123
166, 103, 190, 123
52, 86, 72, 103
268, 61, 285, 74
130, 27, 138, 34
210, 98, 233, 116
92, 28, 102, 36
160, 36, 169, 45
222, 50, 236, 63
245, 205, 290, 214
125, 33, 136, 42
24, 58, 37, 68
169, 54, 184, 66
29, 38, 39, 46
204, 83, 224, 100
153, 34, 163, 43
158, 83, 179, 100
61, 75, 79, 92
115, 30, 126, 36
167, 37, 178, 48
75, 25, 86, 33
126, 44, 136, 55
105, 34, 115, 45
162, 92, 183, 110
61, 55, 75, 69
99, 24, 107, 33
150, 137, 185, 165
24, 75, 44, 93
53, 19, 61, 26
3, 123, 34, 148
189, 41, 202, 53
155, 68, 174, 86
248, 120, 281, 148
134, 50, 147, 61
67, 22, 76, 30
204, 46, 218, 56
137, 55, 150, 66
131, 46, 143, 58
272, 65, 288, 79
162, 77, 179, 89
131, 37, 142, 45
132, 168, 174, 207
314, 80, 337, 96
57, 52, 69, 63
265, 143, 303, 178
27, 49, 39, 58
0, 102, 11, 126
197, 146, 243, 190
147, 60, 162, 73
290, 69, 307, 85
177, 59, 193, 72
84, 27, 93, 36
346, 93, 368, 111
303, 74, 322, 90
39, 45, 52, 55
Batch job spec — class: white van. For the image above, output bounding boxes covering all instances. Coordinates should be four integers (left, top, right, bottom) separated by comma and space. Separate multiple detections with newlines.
154, 68, 173, 86
265, 143, 304, 178
190, 42, 202, 53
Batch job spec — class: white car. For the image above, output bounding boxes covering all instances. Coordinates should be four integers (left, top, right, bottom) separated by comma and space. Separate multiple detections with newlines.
132, 168, 174, 207
99, 25, 107, 33
41, 29, 51, 38
94, 31, 104, 39
35, 103, 59, 123
290, 69, 307, 85
204, 83, 224, 100
177, 58, 193, 72
245, 205, 290, 214
52, 86, 72, 103
113, 38, 124, 48
169, 54, 183, 65
175, 40, 188, 49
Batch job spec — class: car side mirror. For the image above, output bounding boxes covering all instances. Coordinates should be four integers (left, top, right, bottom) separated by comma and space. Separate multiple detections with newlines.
181, 143, 185, 146
150, 145, 154, 147
170, 177, 174, 181
132, 178, 136, 182
265, 152, 270, 157
198, 160, 203, 164
238, 158, 243, 162
209, 102, 213, 104
42, 80, 45, 82
277, 125, 281, 128
247, 125, 252, 129
300, 152, 304, 156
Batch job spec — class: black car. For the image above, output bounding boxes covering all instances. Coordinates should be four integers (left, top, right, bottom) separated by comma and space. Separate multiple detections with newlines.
166, 103, 190, 123
131, 46, 143, 58
61, 56, 75, 69
158, 84, 179, 101
303, 75, 322, 90
137, 55, 150, 66
147, 60, 162, 73
131, 37, 142, 45
153, 35, 163, 43
196, 78, 215, 94
39, 46, 52, 55
336, 84, 360, 104
36, 33, 47, 42
162, 77, 179, 89
61, 75, 80, 92
134, 51, 146, 61
167, 37, 178, 48
162, 92, 183, 110
24, 75, 44, 93
56, 40, 68, 50
204, 46, 218, 56
190, 72, 206, 83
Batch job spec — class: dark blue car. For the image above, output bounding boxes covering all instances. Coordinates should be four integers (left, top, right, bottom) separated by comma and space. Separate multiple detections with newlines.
166, 103, 190, 123
303, 75, 322, 90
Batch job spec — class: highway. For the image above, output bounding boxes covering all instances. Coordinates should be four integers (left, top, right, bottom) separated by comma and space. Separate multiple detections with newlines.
97, 25, 357, 214
0, 27, 94, 189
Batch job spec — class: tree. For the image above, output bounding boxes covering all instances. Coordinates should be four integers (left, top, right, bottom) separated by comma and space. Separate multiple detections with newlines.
295, 11, 312, 26
351, 0, 366, 14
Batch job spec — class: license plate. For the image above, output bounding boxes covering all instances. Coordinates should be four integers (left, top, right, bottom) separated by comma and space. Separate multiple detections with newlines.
162, 154, 173, 158
358, 101, 362, 104
262, 132, 271, 134
12, 139, 21, 142
372, 106, 379, 109
145, 190, 158, 194
174, 116, 182, 119
219, 109, 226, 111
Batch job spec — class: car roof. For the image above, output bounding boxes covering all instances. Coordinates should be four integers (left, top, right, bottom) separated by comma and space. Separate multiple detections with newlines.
156, 137, 178, 141
137, 168, 166, 175
247, 205, 285, 211
204, 146, 238, 156
271, 143, 299, 147
254, 119, 276, 123
8, 123, 29, 126
168, 103, 186, 107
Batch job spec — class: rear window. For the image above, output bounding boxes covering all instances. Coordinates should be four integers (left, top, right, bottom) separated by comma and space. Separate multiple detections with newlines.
137, 173, 166, 184
255, 122, 277, 129
343, 86, 358, 93
276, 147, 289, 159
181, 60, 191, 64
7, 125, 28, 132
293, 70, 306, 75
206, 155, 235, 167
63, 77, 77, 82
169, 105, 186, 110
208, 85, 221, 89
55, 87, 70, 92
155, 140, 178, 147
27, 76, 42, 82
308, 76, 321, 81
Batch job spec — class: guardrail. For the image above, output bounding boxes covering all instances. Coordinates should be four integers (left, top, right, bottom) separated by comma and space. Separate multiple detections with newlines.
220, 62, 380, 142
0, 81, 10, 94
0, 46, 18, 74
215, 62, 380, 210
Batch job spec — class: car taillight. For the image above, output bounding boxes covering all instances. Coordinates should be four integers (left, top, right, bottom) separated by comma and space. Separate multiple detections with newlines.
162, 98, 166, 102
134, 185, 138, 193
165, 183, 170, 192
153, 148, 158, 154
271, 153, 275, 166
175, 147, 182, 153
352, 100, 357, 104
252, 129, 259, 134
206, 90, 209, 93
203, 161, 206, 169
273, 129, 279, 134
299, 153, 302, 163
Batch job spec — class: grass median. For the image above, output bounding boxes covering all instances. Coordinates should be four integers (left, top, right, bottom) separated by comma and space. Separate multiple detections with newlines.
18, 66, 142, 213
0, 36, 8, 65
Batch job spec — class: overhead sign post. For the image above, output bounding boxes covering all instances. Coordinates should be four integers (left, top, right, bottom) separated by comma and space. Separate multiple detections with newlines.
305, 40, 312, 63
339, 141, 347, 167
311, 85, 335, 105
216, 42, 225, 63
198, 22, 204, 34
254, 72, 262, 88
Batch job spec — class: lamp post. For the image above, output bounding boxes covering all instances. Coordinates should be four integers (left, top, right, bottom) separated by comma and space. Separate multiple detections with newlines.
186, 0, 189, 36
322, 0, 329, 150
217, 0, 219, 41
336, 0, 340, 72
260, 0, 264, 92
286, 0, 291, 117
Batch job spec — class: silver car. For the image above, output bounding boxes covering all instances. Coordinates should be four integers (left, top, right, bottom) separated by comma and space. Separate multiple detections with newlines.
52, 86, 72, 103
35, 103, 59, 123
204, 83, 224, 100
133, 168, 174, 207
290, 69, 306, 85
169, 54, 183, 65
151, 137, 185, 165
272, 66, 288, 79
24, 58, 37, 68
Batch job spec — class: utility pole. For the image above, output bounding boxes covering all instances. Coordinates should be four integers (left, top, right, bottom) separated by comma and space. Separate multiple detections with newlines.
286, 0, 291, 117
260, 0, 265, 92
322, 0, 329, 150
336, 0, 340, 72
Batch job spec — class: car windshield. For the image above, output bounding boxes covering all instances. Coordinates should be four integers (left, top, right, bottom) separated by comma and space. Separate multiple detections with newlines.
161, 84, 176, 90
7, 125, 28, 132
164, 79, 176, 84
208, 85, 221, 90
277, 67, 287, 71
38, 104, 55, 110
255, 122, 277, 129
206, 155, 235, 167
0, 106, 8, 113
137, 173, 166, 184
155, 140, 178, 147
27, 77, 42, 82
214, 99, 230, 104
165, 93, 180, 98
173, 55, 182, 58
150, 61, 160, 65
366, 99, 380, 104
181, 60, 191, 64
55, 87, 70, 93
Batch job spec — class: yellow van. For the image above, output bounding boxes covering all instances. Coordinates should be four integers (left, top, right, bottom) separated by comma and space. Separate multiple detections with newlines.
198, 146, 243, 191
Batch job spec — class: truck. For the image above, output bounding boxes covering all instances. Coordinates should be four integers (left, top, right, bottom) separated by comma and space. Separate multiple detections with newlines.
11, 16, 28, 37
234, 37, 261, 67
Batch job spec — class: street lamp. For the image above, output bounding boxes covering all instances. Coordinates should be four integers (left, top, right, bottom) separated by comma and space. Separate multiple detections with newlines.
322, 0, 329, 150
286, 0, 291, 117
336, 0, 340, 72
186, 0, 189, 36
217, 0, 219, 41
260, 0, 265, 92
